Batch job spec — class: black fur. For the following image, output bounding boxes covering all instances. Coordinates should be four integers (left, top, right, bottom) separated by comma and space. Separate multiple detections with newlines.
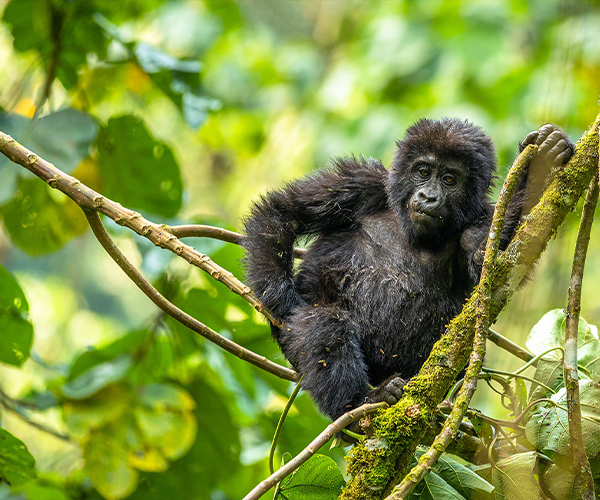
243, 118, 573, 419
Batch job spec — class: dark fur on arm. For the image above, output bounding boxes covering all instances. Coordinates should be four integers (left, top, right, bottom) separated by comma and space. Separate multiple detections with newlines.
243, 157, 388, 323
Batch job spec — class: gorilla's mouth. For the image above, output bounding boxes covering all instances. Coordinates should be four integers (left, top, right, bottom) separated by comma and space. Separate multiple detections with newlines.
412, 208, 443, 221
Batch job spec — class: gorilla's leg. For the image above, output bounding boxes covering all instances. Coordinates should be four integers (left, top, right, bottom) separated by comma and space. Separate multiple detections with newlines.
279, 306, 370, 419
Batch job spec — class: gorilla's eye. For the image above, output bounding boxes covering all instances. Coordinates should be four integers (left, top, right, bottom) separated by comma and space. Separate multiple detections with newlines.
417, 166, 431, 178
442, 174, 456, 185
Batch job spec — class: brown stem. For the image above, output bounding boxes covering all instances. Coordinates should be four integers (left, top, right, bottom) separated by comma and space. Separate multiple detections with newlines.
0, 130, 282, 328
488, 328, 535, 363
564, 175, 598, 500
386, 145, 535, 500
167, 224, 307, 259
84, 210, 297, 382
243, 402, 387, 500
36, 3, 63, 113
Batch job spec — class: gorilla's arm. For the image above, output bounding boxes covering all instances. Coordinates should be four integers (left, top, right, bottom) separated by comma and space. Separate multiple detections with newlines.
243, 157, 388, 321
461, 124, 574, 281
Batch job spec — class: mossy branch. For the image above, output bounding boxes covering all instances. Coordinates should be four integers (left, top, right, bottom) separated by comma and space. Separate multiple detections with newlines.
341, 113, 600, 500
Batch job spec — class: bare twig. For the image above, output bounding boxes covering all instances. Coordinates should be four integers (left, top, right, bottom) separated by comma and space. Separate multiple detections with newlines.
488, 328, 534, 363
0, 388, 70, 442
564, 174, 598, 500
243, 402, 387, 500
269, 376, 304, 474
167, 224, 307, 259
387, 145, 536, 500
0, 130, 282, 328
84, 210, 297, 382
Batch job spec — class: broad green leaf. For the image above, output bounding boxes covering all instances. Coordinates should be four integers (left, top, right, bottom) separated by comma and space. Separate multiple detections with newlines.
276, 454, 345, 500
408, 470, 464, 500
126, 374, 241, 499
61, 355, 133, 400
434, 454, 494, 497
525, 379, 600, 456
543, 464, 580, 500
137, 383, 196, 412
472, 452, 541, 500
132, 43, 221, 129
3, 1, 107, 89
134, 384, 197, 461
526, 310, 600, 375
83, 423, 138, 500
0, 177, 88, 255
0, 429, 36, 486
63, 384, 132, 438
0, 110, 98, 174
0, 265, 33, 366
12, 482, 69, 500
528, 357, 563, 402
96, 115, 183, 217
2, 0, 49, 54
69, 330, 147, 379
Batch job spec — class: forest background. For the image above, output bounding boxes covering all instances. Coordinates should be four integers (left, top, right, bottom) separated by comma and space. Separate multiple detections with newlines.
0, 0, 599, 499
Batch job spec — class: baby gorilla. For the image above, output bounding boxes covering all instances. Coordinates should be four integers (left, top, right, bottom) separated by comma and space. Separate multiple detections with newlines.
243, 118, 573, 419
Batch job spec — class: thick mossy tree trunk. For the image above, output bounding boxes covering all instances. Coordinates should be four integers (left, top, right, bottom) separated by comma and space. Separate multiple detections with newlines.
341, 114, 600, 500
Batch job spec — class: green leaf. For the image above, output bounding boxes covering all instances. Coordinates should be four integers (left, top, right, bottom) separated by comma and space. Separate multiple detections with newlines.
0, 177, 88, 255
434, 454, 494, 497
3, 1, 107, 89
133, 384, 197, 464
63, 384, 133, 438
83, 422, 138, 500
69, 330, 147, 379
543, 464, 580, 500
96, 115, 183, 217
408, 470, 465, 500
525, 379, 600, 456
0, 265, 33, 367
275, 454, 345, 500
2, 0, 49, 54
126, 374, 241, 499
472, 452, 542, 500
0, 110, 98, 174
528, 357, 564, 402
132, 43, 221, 129
0, 428, 36, 486
61, 355, 133, 400
526, 310, 600, 374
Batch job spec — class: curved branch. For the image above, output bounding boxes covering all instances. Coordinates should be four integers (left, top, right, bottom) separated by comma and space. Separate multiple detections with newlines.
387, 144, 536, 500
167, 224, 307, 259
243, 402, 388, 500
564, 175, 597, 500
84, 210, 297, 382
0, 130, 282, 328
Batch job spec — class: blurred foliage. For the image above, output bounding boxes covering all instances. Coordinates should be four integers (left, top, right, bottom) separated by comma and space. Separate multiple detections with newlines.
0, 0, 599, 498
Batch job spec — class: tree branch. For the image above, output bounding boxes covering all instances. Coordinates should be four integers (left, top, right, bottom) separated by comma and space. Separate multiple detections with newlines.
0, 130, 282, 328
243, 402, 388, 500
487, 328, 534, 363
341, 113, 600, 499
564, 175, 598, 500
84, 210, 297, 381
167, 224, 307, 259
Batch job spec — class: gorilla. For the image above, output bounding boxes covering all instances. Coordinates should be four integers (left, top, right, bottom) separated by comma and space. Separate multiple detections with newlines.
243, 118, 573, 419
